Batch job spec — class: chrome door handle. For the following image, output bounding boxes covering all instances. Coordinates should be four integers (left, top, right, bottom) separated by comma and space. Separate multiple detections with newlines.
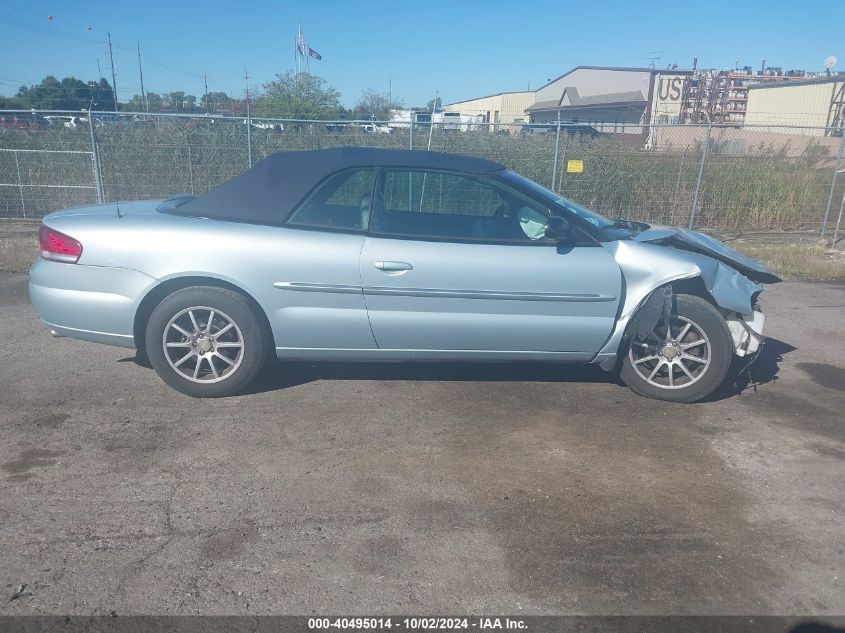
374, 261, 413, 271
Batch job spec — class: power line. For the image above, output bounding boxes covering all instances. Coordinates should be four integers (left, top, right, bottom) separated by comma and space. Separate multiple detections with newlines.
0, 9, 210, 84
0, 9, 103, 45
0, 9, 231, 106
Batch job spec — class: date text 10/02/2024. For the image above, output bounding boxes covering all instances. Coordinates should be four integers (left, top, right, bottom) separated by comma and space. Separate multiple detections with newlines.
307, 617, 527, 630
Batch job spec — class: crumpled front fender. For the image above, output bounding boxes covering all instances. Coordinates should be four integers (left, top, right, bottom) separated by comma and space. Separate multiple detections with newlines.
593, 240, 763, 369
699, 260, 763, 315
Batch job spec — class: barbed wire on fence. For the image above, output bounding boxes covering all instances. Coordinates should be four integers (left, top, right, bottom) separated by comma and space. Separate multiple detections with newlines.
0, 109, 843, 235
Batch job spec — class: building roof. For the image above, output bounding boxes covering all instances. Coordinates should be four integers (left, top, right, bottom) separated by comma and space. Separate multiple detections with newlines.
446, 66, 695, 106
444, 90, 534, 107
526, 89, 647, 112
560, 87, 646, 106
167, 148, 507, 225
747, 74, 845, 90
536, 65, 693, 91
525, 100, 562, 112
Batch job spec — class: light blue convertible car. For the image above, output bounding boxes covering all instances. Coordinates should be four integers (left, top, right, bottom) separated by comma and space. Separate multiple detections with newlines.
30, 148, 778, 401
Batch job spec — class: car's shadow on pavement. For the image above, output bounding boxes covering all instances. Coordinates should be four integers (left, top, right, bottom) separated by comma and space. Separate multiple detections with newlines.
243, 358, 617, 394
707, 336, 796, 402
124, 336, 795, 400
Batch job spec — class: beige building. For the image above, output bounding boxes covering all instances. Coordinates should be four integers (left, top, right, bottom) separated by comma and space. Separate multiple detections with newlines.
445, 67, 692, 132
527, 66, 692, 132
745, 75, 845, 135
443, 91, 536, 125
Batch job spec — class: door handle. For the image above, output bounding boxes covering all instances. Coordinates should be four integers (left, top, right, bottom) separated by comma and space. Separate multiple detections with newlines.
374, 260, 413, 272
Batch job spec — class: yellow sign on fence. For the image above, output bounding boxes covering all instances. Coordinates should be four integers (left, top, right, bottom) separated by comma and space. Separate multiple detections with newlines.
567, 159, 584, 174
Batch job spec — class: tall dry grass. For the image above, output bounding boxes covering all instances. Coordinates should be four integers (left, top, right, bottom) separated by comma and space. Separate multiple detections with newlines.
0, 120, 841, 231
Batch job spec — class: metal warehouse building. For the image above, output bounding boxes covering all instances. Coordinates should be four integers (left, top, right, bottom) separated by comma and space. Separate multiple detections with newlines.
744, 75, 845, 135
443, 91, 536, 125
528, 66, 693, 130
444, 66, 693, 133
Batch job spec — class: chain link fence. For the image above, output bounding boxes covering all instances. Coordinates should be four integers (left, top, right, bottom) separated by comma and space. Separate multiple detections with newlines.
0, 148, 99, 218
1, 110, 844, 237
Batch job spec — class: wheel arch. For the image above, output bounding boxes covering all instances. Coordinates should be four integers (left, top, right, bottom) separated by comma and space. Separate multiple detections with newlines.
601, 275, 722, 372
621, 277, 722, 340
667, 276, 719, 308
133, 276, 275, 354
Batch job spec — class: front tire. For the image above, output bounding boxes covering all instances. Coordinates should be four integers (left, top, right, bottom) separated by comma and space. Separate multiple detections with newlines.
620, 294, 733, 403
145, 286, 270, 397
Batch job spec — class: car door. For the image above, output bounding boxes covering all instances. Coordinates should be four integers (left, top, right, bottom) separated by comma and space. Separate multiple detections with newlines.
267, 167, 377, 354
359, 168, 622, 357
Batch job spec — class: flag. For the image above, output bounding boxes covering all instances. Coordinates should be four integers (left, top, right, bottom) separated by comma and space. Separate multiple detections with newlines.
296, 29, 322, 62
296, 33, 307, 57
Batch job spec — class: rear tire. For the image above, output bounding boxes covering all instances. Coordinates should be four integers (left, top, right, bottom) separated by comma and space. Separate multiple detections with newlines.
145, 286, 270, 397
620, 294, 733, 403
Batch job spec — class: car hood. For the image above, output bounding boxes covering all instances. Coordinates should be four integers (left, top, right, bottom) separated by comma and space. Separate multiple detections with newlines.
632, 226, 781, 284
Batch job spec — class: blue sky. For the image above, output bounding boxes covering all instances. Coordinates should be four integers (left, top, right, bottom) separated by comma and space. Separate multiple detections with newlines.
1, 0, 844, 108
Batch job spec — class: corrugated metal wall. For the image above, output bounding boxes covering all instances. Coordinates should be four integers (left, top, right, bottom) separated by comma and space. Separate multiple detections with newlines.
444, 92, 536, 124
745, 81, 843, 134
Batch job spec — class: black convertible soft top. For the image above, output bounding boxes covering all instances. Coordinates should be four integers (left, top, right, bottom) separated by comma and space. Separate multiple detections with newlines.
165, 147, 507, 225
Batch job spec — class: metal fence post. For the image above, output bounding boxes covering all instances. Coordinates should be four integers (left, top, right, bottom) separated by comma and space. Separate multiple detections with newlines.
246, 118, 253, 169
832, 186, 845, 245
689, 123, 712, 230
409, 118, 414, 150
820, 129, 845, 236
13, 150, 26, 218
556, 143, 568, 192
88, 111, 104, 203
187, 144, 195, 195
551, 120, 561, 191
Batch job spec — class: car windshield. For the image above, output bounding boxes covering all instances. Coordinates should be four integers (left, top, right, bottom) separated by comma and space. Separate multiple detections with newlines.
498, 170, 617, 229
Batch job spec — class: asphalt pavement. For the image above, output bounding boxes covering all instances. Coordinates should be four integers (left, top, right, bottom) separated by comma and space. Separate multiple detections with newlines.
1, 273, 843, 615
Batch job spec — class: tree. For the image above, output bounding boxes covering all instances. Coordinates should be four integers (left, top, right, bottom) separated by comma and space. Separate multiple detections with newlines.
125, 94, 147, 111
254, 71, 344, 119
11, 75, 114, 110
165, 91, 190, 112
94, 77, 116, 111
145, 92, 163, 111
352, 89, 404, 120
201, 91, 231, 112
425, 96, 442, 112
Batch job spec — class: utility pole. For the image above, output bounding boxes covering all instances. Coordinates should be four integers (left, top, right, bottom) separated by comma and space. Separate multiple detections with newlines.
388, 76, 392, 107
203, 71, 209, 114
107, 32, 119, 113
136, 42, 148, 113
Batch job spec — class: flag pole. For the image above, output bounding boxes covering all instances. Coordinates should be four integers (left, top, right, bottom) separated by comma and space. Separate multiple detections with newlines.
296, 25, 301, 77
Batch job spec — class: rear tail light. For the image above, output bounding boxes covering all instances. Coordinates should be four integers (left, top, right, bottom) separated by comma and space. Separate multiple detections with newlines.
39, 224, 83, 263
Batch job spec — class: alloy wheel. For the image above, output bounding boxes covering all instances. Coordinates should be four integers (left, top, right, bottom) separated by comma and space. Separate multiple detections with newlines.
628, 316, 711, 390
161, 306, 245, 384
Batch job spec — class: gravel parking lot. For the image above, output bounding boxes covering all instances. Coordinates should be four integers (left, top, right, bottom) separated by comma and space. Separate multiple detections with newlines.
1, 273, 843, 616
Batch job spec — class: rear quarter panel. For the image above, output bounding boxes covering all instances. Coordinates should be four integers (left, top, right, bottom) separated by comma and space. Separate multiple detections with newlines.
44, 212, 375, 351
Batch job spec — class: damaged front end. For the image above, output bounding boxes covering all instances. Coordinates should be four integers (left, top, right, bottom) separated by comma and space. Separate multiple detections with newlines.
594, 231, 779, 371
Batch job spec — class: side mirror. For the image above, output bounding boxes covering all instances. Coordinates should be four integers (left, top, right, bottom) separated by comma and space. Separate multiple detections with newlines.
544, 215, 573, 242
